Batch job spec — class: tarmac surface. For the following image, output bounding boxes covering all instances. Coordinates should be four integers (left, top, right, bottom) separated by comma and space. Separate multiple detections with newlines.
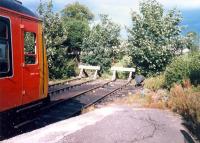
2, 105, 195, 143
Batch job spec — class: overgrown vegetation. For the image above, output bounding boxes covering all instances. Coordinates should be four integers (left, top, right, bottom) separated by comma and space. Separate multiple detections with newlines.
164, 55, 190, 88
165, 53, 200, 88
80, 14, 121, 72
169, 85, 200, 138
144, 75, 165, 91
189, 53, 200, 85
37, 0, 195, 79
37, 1, 122, 78
128, 0, 188, 76
169, 85, 200, 122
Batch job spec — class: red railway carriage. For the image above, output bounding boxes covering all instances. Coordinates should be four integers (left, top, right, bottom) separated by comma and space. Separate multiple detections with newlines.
0, 0, 48, 113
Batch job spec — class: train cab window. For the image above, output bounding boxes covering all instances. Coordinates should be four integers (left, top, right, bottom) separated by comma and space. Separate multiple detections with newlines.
0, 17, 13, 78
24, 32, 36, 64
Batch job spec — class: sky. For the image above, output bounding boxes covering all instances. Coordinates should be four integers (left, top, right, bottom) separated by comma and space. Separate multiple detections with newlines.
22, 0, 200, 38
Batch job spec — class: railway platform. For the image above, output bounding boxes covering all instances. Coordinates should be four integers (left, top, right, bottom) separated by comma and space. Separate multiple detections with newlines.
2, 105, 194, 143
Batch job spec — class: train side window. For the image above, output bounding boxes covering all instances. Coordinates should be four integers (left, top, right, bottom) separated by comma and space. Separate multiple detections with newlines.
24, 32, 36, 64
0, 17, 13, 78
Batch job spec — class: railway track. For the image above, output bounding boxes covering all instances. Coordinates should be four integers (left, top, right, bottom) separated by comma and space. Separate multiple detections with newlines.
96, 83, 139, 106
1, 79, 133, 140
48, 78, 94, 96
48, 77, 81, 88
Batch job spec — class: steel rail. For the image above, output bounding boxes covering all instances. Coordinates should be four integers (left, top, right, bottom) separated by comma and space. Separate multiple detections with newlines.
48, 77, 81, 89
84, 81, 130, 108
69, 80, 131, 117
48, 79, 94, 96
41, 80, 112, 111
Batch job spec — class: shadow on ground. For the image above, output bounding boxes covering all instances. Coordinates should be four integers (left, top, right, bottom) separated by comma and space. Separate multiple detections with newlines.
0, 98, 86, 141
181, 120, 200, 143
181, 130, 196, 143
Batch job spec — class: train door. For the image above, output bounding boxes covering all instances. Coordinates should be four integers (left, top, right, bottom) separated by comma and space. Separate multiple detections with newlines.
21, 19, 40, 105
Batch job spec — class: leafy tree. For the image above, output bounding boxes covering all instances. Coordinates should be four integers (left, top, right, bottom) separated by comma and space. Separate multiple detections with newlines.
37, 0, 73, 79
186, 31, 199, 52
81, 14, 121, 72
61, 2, 94, 21
61, 2, 94, 60
128, 0, 185, 76
113, 41, 131, 63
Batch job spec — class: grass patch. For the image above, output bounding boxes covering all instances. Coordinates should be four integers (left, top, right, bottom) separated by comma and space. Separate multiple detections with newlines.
168, 84, 200, 139
144, 74, 165, 91
82, 105, 96, 114
111, 90, 167, 109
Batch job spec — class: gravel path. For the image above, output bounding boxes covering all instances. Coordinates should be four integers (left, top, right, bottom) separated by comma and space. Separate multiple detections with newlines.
2, 105, 195, 143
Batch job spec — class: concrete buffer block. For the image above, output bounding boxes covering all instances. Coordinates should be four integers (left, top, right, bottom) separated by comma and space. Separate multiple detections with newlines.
78, 65, 101, 80
111, 67, 136, 81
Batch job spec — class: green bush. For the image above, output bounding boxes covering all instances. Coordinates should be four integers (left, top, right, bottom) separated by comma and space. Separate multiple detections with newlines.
165, 53, 200, 88
189, 53, 200, 85
164, 55, 190, 88
49, 58, 77, 80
